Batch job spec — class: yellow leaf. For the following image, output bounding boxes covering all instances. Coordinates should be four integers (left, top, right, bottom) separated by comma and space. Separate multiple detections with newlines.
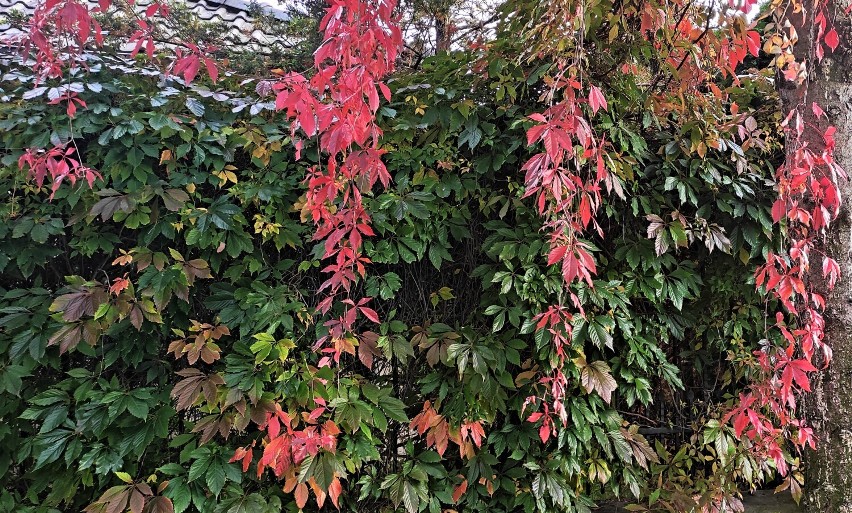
168, 248, 184, 262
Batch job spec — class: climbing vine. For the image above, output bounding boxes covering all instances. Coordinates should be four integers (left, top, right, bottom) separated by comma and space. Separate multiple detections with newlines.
2, 0, 847, 510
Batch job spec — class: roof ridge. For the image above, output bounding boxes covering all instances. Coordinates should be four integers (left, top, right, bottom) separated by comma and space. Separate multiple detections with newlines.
0, 0, 290, 54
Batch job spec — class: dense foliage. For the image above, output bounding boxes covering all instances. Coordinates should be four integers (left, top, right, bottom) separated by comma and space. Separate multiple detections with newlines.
0, 22, 795, 511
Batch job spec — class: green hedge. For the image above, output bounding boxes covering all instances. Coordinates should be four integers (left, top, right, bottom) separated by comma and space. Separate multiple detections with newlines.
0, 51, 782, 512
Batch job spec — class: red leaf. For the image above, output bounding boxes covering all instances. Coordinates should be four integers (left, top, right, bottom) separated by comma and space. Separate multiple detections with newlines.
328, 478, 343, 510
746, 30, 760, 57
204, 58, 218, 83
539, 422, 551, 443
824, 28, 840, 52
181, 56, 201, 84
579, 194, 592, 228
379, 82, 391, 101
823, 256, 841, 288
359, 306, 380, 323
771, 199, 786, 223
733, 410, 749, 437
547, 245, 567, 266
588, 85, 607, 114
527, 412, 544, 423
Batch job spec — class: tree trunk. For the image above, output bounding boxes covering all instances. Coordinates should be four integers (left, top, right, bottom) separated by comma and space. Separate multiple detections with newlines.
778, 1, 852, 510
435, 12, 451, 53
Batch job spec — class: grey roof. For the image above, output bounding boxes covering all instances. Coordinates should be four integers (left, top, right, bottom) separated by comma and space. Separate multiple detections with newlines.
0, 0, 288, 51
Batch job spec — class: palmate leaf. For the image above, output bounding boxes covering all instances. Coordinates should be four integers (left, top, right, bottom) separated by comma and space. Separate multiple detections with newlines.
33, 428, 73, 469
160, 188, 190, 212
163, 478, 191, 513
0, 17, 795, 512
0, 363, 31, 396
382, 473, 426, 513
579, 360, 617, 404
588, 319, 613, 350
299, 452, 341, 491
143, 496, 174, 513
49, 285, 108, 322
90, 190, 135, 221
187, 449, 212, 483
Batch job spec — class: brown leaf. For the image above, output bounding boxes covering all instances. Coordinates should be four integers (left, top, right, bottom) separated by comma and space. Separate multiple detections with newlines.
170, 369, 223, 411
90, 190, 135, 221
580, 360, 617, 403
82, 319, 101, 346
620, 426, 658, 470
129, 489, 145, 513
250, 399, 275, 423
200, 343, 220, 364
129, 305, 144, 330
173, 283, 190, 304
183, 259, 213, 285
143, 496, 174, 513
50, 287, 108, 322
49, 324, 83, 354
135, 482, 153, 496
358, 331, 380, 369
83, 486, 131, 513
160, 188, 189, 212
514, 369, 538, 387
192, 414, 230, 444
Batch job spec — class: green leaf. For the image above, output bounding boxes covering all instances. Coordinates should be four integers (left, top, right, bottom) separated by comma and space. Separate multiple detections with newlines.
166, 479, 192, 513
589, 320, 613, 350
186, 97, 206, 117
33, 429, 72, 469
206, 461, 226, 496
379, 396, 409, 422
188, 451, 212, 482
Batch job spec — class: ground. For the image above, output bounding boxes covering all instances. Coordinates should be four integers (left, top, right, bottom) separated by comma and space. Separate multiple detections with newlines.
595, 491, 800, 512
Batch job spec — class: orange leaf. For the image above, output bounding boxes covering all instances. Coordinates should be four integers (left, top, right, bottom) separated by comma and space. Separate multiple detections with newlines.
452, 479, 468, 503
294, 483, 309, 510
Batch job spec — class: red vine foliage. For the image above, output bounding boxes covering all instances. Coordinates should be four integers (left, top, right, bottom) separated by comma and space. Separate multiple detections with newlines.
270, 0, 401, 367
520, 73, 613, 447
726, 0, 846, 491
12, 0, 848, 505
12, 0, 400, 354
14, 0, 402, 506
517, 0, 845, 501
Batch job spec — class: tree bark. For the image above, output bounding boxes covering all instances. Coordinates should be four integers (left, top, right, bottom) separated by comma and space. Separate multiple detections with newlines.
435, 11, 451, 53
778, 1, 852, 510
